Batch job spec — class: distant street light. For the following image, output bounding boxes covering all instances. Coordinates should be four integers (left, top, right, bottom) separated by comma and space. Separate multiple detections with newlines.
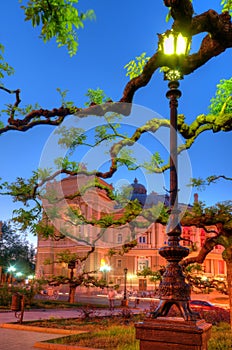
128, 273, 134, 290
16, 272, 23, 279
27, 275, 34, 280
8, 266, 16, 273
8, 266, 16, 284
99, 258, 111, 283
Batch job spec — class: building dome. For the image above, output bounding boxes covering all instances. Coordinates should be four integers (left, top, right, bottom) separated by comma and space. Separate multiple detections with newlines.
130, 178, 147, 206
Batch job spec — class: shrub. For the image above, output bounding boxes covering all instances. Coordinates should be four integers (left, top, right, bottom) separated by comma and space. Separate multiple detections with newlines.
0, 283, 38, 308
209, 323, 232, 350
148, 303, 230, 325
199, 309, 230, 325
0, 284, 11, 307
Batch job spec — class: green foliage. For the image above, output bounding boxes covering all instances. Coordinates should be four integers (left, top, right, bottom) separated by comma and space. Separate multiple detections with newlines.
124, 53, 150, 80
221, 0, 232, 15
0, 174, 43, 235
12, 207, 41, 234
209, 324, 232, 349
56, 88, 75, 109
20, 0, 95, 56
94, 122, 121, 145
2, 173, 38, 205
114, 184, 133, 207
117, 148, 138, 170
54, 155, 81, 171
43, 319, 139, 349
143, 152, 164, 173
37, 168, 53, 181
187, 200, 232, 226
45, 206, 61, 220
137, 267, 154, 277
0, 102, 42, 118
55, 127, 86, 152
0, 222, 35, 275
35, 222, 55, 238
0, 44, 14, 80
137, 266, 162, 285
0, 283, 39, 307
85, 88, 110, 106
189, 175, 232, 191
189, 177, 206, 190
208, 78, 232, 116
142, 202, 169, 224
56, 250, 79, 264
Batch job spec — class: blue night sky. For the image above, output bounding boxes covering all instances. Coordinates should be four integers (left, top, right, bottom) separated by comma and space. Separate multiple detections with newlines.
0, 1, 231, 244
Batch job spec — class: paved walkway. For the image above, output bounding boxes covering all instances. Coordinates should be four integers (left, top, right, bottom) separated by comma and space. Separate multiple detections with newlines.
0, 307, 140, 350
0, 309, 82, 350
0, 328, 59, 350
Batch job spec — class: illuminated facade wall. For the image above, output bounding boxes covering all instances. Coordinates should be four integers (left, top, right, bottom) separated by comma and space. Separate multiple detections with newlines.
36, 176, 227, 291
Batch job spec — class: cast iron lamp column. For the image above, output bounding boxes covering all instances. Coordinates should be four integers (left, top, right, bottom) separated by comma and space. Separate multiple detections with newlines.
152, 30, 199, 321
123, 267, 128, 301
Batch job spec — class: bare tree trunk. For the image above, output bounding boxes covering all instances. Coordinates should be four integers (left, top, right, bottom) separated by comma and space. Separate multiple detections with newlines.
68, 284, 76, 303
225, 259, 232, 330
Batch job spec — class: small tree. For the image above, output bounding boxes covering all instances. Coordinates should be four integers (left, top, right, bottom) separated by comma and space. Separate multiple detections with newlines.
137, 267, 162, 292
182, 200, 232, 328
44, 248, 104, 303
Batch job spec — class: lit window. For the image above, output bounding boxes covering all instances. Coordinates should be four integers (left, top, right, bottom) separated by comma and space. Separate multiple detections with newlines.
138, 258, 149, 271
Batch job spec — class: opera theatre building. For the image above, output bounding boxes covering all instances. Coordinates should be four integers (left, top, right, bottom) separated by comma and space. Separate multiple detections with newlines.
36, 175, 226, 292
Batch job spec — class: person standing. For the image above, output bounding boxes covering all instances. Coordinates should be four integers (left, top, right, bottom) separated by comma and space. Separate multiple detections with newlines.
108, 288, 116, 311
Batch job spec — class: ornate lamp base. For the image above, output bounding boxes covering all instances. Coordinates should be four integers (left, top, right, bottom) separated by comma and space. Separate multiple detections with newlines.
152, 243, 200, 321
152, 299, 199, 321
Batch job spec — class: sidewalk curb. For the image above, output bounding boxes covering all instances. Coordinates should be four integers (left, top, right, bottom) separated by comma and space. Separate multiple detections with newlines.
0, 323, 86, 335
34, 341, 103, 350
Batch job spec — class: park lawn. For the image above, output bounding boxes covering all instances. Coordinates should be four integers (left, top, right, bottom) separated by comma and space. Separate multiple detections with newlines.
47, 324, 139, 350
26, 316, 232, 350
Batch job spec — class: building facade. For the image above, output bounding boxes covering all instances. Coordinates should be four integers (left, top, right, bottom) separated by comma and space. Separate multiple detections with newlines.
36, 176, 226, 291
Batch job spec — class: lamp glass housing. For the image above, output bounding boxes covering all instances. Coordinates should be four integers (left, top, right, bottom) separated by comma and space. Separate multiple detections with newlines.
160, 31, 190, 56
159, 30, 191, 81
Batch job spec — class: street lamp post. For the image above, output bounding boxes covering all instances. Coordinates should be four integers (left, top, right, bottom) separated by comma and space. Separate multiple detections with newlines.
135, 29, 212, 350
152, 30, 198, 321
123, 267, 128, 301
121, 268, 128, 307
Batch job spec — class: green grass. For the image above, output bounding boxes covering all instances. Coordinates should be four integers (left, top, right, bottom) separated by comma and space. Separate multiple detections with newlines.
46, 325, 140, 350
208, 323, 232, 350
30, 317, 232, 350
24, 299, 108, 310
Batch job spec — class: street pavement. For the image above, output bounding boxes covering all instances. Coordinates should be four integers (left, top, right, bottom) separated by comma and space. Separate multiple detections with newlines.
0, 327, 59, 350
